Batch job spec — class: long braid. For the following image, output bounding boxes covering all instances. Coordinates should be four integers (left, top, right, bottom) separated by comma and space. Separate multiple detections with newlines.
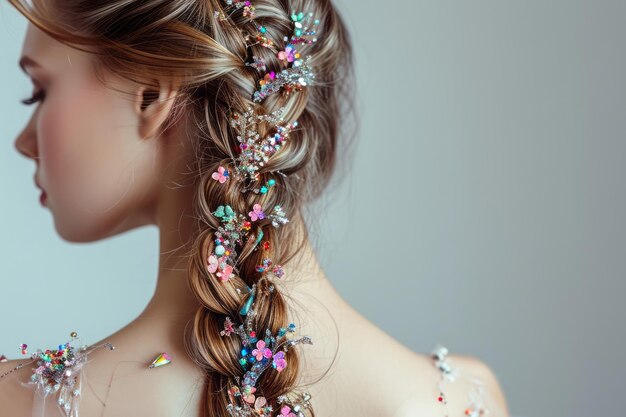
184, 2, 326, 415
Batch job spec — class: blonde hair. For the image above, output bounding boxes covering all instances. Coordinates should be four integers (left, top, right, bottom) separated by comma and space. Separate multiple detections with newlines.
9, 0, 356, 415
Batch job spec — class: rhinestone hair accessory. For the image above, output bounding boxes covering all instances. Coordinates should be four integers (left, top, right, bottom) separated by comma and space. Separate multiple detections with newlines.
253, 56, 315, 103
219, 1, 320, 102
221, 282, 313, 417
253, 10, 320, 102
229, 106, 298, 181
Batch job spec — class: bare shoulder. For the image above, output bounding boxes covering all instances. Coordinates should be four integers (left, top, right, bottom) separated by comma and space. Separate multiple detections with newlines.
0, 359, 36, 417
0, 351, 205, 417
441, 353, 510, 417
450, 353, 510, 416
390, 352, 510, 417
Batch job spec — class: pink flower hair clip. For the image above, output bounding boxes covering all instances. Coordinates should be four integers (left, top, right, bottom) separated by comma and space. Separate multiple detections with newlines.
212, 165, 230, 184
248, 203, 265, 221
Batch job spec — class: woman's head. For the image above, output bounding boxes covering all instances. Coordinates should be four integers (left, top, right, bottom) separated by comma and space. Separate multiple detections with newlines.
10, 0, 355, 415
15, 23, 187, 242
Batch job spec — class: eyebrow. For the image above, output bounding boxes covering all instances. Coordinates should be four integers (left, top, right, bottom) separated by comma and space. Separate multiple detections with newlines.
18, 55, 41, 74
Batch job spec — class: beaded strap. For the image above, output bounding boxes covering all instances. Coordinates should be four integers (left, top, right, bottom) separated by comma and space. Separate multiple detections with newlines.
431, 344, 490, 417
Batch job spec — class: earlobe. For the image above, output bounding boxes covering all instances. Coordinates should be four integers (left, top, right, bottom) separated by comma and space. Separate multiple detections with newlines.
136, 82, 179, 140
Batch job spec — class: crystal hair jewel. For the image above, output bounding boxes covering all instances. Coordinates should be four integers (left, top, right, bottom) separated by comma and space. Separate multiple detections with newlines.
229, 106, 298, 181
219, 0, 256, 19
253, 55, 315, 103
221, 283, 313, 417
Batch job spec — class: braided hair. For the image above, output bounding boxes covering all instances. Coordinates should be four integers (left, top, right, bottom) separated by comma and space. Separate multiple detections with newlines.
8, 0, 356, 415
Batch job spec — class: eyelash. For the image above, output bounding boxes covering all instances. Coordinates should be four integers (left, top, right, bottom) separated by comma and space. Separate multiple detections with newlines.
21, 90, 45, 106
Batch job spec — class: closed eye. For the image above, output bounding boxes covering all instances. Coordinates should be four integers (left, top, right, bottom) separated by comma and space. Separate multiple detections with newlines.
21, 90, 45, 106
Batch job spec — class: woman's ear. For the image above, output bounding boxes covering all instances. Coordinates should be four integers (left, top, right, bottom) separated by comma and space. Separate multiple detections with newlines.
135, 80, 179, 140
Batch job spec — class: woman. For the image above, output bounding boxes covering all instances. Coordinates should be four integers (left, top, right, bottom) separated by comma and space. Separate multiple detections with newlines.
0, 0, 510, 416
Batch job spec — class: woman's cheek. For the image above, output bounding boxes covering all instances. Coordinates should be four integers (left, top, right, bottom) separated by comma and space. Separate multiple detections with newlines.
37, 87, 129, 215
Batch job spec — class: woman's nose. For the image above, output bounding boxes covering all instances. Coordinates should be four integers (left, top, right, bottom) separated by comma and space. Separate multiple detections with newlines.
14, 117, 38, 160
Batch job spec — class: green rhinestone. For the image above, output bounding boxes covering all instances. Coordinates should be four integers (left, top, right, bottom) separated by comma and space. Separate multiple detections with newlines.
260, 186, 268, 194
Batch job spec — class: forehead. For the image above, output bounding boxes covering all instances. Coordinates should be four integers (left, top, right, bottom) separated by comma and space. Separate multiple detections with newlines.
20, 22, 91, 74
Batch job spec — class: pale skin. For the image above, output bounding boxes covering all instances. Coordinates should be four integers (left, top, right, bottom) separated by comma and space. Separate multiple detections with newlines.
0, 23, 511, 417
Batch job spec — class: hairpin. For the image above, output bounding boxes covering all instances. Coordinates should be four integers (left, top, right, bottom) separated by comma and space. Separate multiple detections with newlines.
222, 0, 256, 18
256, 178, 277, 194
253, 236, 285, 279
256, 258, 285, 279
239, 284, 256, 316
267, 205, 289, 228
245, 24, 276, 51
245, 55, 268, 72
229, 106, 298, 181
239, 170, 286, 196
253, 55, 315, 103
221, 285, 313, 417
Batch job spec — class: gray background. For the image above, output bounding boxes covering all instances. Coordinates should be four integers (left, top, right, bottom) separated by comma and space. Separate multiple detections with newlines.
2, 1, 625, 417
